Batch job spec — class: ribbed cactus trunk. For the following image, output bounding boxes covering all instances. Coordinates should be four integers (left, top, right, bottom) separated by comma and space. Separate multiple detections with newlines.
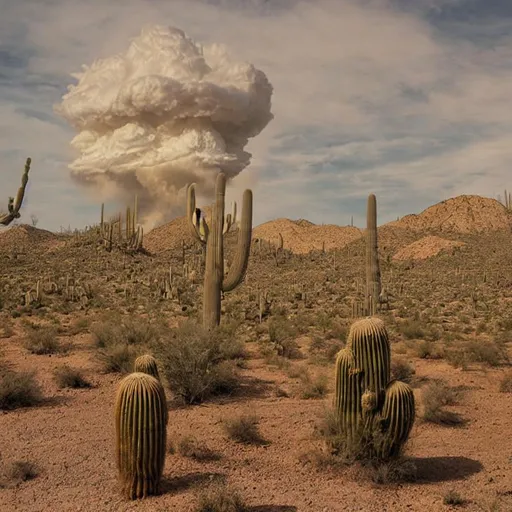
115, 372, 168, 499
186, 172, 253, 330
365, 194, 381, 315
204, 173, 226, 329
1, 157, 31, 226
334, 317, 415, 460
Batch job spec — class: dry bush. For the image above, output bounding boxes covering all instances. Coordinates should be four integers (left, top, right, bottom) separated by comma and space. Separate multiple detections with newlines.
390, 357, 415, 383
499, 371, 512, 393
195, 484, 248, 512
0, 369, 43, 410
23, 326, 68, 355
465, 339, 509, 367
170, 435, 221, 461
0, 461, 39, 488
222, 414, 266, 445
309, 408, 417, 483
96, 342, 141, 374
367, 458, 418, 485
0, 318, 14, 339
298, 372, 329, 399
91, 316, 163, 374
308, 336, 344, 365
443, 490, 465, 506
53, 365, 91, 389
67, 316, 90, 335
153, 321, 241, 404
446, 339, 508, 369
287, 364, 309, 380
267, 317, 302, 359
91, 316, 162, 348
398, 319, 427, 340
421, 381, 465, 425
412, 340, 444, 359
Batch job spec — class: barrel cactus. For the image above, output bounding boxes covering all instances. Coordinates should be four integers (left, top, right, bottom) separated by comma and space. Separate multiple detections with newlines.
334, 317, 415, 459
134, 354, 160, 380
115, 372, 168, 499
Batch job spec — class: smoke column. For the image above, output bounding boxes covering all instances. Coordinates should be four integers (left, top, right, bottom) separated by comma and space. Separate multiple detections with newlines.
55, 25, 274, 228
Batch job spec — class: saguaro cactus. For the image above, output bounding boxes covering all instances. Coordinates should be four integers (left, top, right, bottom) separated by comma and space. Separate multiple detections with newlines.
334, 317, 415, 459
115, 372, 168, 499
186, 172, 253, 329
1, 157, 32, 226
365, 193, 381, 315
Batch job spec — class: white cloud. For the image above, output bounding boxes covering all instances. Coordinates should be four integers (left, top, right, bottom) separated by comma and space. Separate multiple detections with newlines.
1, 0, 511, 231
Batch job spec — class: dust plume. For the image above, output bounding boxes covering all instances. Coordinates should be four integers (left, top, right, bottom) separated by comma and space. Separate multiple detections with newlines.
55, 25, 273, 228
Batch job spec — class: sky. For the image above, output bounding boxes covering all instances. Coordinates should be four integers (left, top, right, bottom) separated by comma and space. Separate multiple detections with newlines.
1, 0, 512, 232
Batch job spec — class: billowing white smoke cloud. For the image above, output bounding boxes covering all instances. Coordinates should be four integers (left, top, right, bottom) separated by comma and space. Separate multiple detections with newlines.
55, 25, 273, 228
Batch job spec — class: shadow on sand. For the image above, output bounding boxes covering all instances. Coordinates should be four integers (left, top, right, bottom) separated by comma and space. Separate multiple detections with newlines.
249, 507, 297, 512
412, 456, 483, 483
161, 472, 226, 494
167, 375, 275, 411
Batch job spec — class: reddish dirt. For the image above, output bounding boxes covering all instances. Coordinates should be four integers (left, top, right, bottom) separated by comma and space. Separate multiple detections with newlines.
1, 326, 511, 512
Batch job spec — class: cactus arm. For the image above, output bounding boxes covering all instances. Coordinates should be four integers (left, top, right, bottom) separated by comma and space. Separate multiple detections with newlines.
223, 213, 232, 234
222, 189, 253, 292
199, 215, 209, 241
203, 172, 226, 329
232, 200, 237, 226
186, 183, 207, 243
1, 157, 32, 226
374, 380, 415, 459
222, 201, 238, 234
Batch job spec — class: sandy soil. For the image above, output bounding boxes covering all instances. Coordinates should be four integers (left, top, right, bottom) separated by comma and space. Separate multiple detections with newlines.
1, 328, 511, 512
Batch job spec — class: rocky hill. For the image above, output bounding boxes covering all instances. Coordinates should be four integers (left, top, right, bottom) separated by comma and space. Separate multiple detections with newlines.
387, 195, 511, 233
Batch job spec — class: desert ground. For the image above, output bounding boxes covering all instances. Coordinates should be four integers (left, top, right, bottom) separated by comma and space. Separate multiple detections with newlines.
1, 194, 512, 512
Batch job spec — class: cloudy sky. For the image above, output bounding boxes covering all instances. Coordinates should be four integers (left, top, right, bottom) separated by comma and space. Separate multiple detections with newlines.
1, 0, 511, 232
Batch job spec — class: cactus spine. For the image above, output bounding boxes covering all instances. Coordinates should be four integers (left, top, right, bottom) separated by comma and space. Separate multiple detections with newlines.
134, 354, 160, 380
334, 317, 415, 459
365, 194, 381, 315
1, 157, 32, 226
115, 372, 168, 499
186, 172, 253, 329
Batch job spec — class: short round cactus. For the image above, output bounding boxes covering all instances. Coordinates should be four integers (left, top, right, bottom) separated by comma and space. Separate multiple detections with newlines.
134, 354, 160, 380
115, 372, 168, 499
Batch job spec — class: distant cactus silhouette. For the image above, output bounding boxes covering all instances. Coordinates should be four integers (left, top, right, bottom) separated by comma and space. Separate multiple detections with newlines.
1, 158, 32, 226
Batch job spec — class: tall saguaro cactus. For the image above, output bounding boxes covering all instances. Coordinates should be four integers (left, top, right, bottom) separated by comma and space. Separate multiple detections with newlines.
365, 193, 381, 315
186, 172, 253, 329
1, 157, 32, 226
115, 372, 168, 500
334, 317, 415, 459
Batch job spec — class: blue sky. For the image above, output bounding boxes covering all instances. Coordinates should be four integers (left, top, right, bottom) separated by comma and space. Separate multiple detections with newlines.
1, 0, 512, 231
